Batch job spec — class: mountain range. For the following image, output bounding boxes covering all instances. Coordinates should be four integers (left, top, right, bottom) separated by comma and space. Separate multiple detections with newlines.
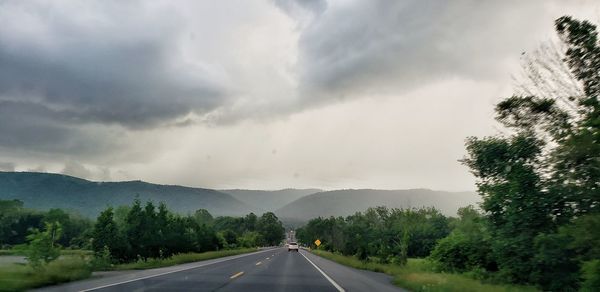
274, 189, 480, 222
221, 189, 321, 214
0, 172, 480, 222
0, 171, 252, 217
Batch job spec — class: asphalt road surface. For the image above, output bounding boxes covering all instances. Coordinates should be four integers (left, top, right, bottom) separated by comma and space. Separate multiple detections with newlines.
37, 248, 404, 292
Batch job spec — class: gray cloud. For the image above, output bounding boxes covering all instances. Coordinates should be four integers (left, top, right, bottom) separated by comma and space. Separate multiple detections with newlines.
286, 0, 548, 100
0, 100, 122, 156
0, 162, 15, 171
0, 0, 234, 159
62, 161, 92, 178
0, 1, 226, 129
28, 166, 47, 172
273, 0, 327, 20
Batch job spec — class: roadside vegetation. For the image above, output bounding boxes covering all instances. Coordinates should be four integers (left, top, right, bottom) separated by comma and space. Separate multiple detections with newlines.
297, 16, 600, 291
0, 256, 91, 291
0, 198, 285, 291
313, 250, 537, 292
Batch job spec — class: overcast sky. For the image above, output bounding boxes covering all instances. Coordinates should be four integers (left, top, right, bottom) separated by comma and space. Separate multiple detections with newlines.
0, 0, 598, 191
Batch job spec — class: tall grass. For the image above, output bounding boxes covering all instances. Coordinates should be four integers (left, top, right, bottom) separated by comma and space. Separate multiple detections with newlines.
312, 250, 538, 292
113, 248, 258, 270
0, 257, 92, 291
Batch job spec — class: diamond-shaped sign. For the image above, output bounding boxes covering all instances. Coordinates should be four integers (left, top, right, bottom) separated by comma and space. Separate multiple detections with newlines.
314, 239, 321, 246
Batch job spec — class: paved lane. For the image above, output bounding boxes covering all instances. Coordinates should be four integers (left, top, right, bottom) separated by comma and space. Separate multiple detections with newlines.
37, 248, 404, 292
219, 249, 337, 292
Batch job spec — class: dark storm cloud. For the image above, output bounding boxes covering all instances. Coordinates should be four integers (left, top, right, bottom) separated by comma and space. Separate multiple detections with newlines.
0, 1, 226, 129
0, 0, 230, 156
0, 43, 223, 128
0, 100, 119, 156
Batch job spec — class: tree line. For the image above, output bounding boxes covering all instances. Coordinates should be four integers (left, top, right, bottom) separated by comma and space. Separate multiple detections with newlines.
296, 207, 449, 265
92, 199, 285, 263
0, 199, 92, 249
0, 198, 285, 266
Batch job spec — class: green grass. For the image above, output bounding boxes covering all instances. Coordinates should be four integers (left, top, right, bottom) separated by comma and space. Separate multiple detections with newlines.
0, 256, 92, 292
312, 250, 538, 292
113, 248, 258, 270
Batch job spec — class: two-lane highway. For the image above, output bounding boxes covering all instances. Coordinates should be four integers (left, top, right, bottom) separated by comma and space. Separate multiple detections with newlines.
38, 248, 404, 292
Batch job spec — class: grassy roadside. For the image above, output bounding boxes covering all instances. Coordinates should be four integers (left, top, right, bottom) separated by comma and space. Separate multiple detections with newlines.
113, 248, 258, 270
0, 256, 92, 291
0, 248, 258, 291
311, 250, 538, 292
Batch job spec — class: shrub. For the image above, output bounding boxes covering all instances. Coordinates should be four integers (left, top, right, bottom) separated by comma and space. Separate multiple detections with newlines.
430, 231, 494, 272
581, 260, 600, 292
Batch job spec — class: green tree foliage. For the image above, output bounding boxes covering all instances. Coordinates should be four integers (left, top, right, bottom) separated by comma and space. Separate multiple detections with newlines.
238, 231, 263, 248
257, 212, 285, 246
243, 213, 258, 231
92, 207, 127, 262
430, 206, 495, 272
193, 209, 214, 226
91, 200, 228, 263
296, 207, 449, 264
26, 222, 62, 267
0, 199, 92, 249
0, 200, 44, 247
459, 16, 600, 289
581, 260, 600, 291
0, 198, 273, 265
213, 216, 245, 235
220, 230, 238, 247
43, 208, 93, 248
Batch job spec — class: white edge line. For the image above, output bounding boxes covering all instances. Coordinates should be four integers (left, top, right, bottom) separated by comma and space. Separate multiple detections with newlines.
300, 251, 345, 292
79, 248, 275, 292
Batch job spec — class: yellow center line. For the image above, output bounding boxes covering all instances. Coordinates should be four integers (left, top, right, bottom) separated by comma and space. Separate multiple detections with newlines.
230, 271, 244, 279
255, 261, 262, 266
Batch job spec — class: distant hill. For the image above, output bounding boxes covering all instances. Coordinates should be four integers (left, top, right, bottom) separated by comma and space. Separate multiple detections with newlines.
275, 189, 480, 221
221, 189, 321, 214
0, 172, 253, 217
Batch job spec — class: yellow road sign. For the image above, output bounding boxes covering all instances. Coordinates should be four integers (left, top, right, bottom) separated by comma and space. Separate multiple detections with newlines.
314, 239, 321, 246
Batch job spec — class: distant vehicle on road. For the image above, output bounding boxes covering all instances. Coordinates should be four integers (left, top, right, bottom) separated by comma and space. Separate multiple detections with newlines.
288, 242, 299, 252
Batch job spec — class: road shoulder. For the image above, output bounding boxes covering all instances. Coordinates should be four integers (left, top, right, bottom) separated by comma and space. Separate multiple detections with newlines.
300, 250, 405, 292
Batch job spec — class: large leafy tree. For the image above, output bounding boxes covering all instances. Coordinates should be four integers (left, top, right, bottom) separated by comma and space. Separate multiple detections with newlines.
92, 207, 127, 262
463, 16, 600, 288
26, 221, 62, 267
257, 212, 285, 246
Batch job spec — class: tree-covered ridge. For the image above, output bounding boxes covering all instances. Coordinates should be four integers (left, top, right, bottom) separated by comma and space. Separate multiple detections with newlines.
276, 189, 479, 221
222, 189, 322, 213
0, 172, 253, 217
